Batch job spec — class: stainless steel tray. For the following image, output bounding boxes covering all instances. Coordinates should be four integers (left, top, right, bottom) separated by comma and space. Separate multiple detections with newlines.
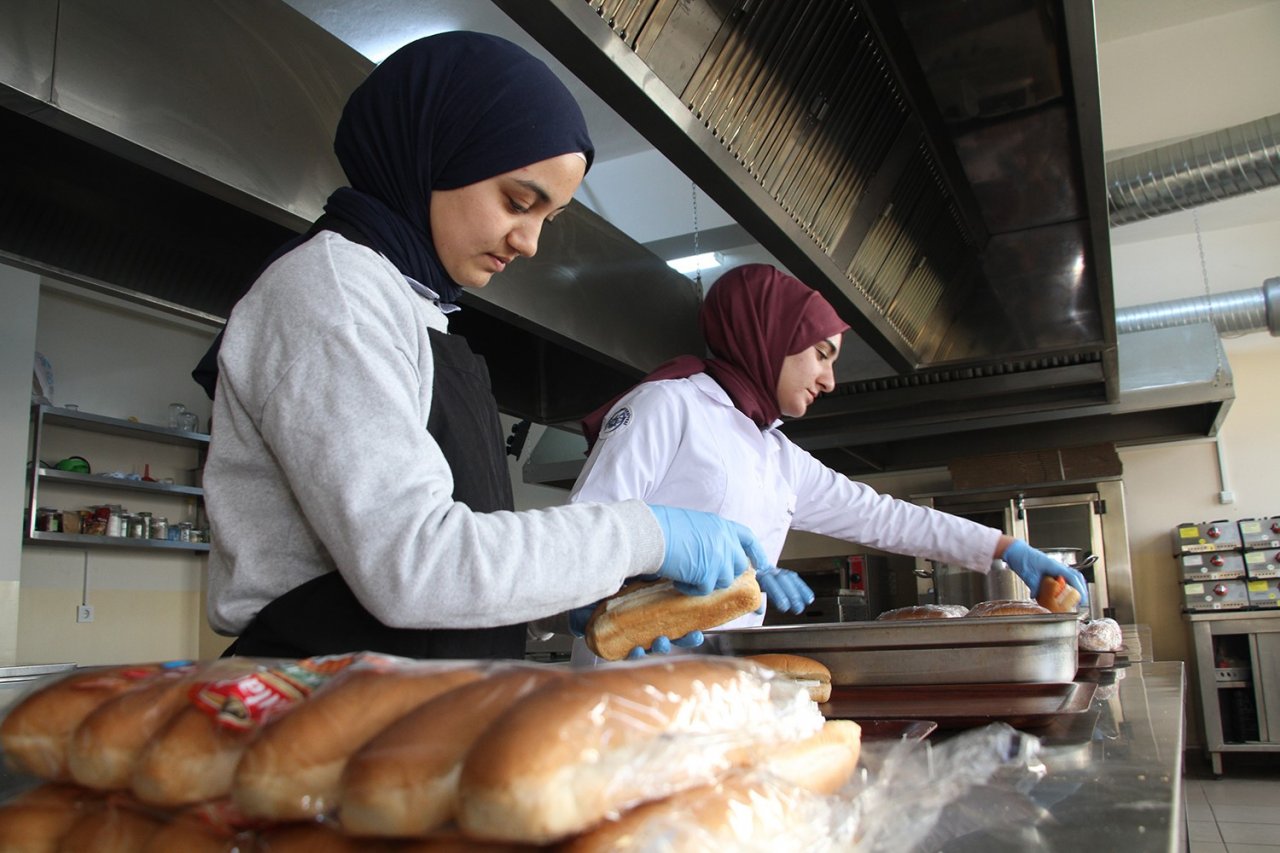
707, 614, 1079, 686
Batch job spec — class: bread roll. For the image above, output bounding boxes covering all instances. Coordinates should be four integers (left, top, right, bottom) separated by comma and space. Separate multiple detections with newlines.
456, 657, 823, 844
585, 569, 762, 661
743, 654, 832, 702
67, 672, 197, 791
964, 599, 1051, 618
875, 604, 969, 621
139, 816, 244, 853
132, 655, 377, 808
254, 823, 535, 852
56, 800, 164, 853
340, 667, 566, 838
1037, 575, 1082, 613
561, 771, 847, 853
567, 722, 862, 853
130, 704, 254, 807
756, 719, 861, 792
0, 664, 166, 780
234, 664, 483, 821
0, 784, 94, 852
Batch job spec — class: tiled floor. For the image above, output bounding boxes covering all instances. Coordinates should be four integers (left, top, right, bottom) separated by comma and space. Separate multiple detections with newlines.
1184, 755, 1280, 853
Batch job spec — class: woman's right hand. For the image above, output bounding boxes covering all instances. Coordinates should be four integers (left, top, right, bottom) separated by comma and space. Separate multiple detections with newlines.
646, 505, 771, 595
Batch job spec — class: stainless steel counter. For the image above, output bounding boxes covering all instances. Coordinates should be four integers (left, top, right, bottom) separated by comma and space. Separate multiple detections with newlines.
0, 660, 1186, 850
938, 660, 1186, 852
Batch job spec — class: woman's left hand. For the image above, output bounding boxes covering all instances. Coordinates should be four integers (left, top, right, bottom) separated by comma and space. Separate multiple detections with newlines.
755, 566, 815, 615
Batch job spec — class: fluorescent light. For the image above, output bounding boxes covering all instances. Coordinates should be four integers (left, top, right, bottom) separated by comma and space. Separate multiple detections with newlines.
666, 251, 723, 275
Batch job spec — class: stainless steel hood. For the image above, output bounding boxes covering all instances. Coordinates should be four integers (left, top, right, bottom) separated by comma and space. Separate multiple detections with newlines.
0, 0, 700, 423
496, 0, 1117, 377
0, 0, 1238, 478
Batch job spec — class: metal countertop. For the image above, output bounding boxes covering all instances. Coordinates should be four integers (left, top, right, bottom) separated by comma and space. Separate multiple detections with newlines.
937, 660, 1186, 852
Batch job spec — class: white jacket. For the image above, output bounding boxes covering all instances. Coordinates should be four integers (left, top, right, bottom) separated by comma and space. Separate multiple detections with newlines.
569, 373, 1001, 639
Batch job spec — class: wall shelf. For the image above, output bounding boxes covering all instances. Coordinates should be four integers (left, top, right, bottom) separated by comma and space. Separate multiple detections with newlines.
25, 404, 209, 553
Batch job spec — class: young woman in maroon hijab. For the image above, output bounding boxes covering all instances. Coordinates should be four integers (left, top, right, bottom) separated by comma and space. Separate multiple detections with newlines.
569, 263, 1087, 655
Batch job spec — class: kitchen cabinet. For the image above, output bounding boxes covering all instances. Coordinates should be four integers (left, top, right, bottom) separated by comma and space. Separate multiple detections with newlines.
24, 404, 209, 552
1185, 610, 1280, 774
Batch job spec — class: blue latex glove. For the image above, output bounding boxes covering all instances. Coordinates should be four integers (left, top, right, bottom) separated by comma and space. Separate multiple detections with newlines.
567, 603, 596, 638
755, 566, 815, 615
1002, 540, 1090, 605
647, 505, 770, 595
625, 631, 705, 659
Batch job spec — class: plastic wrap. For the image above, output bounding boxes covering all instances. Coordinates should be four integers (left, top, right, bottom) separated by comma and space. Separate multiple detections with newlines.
849, 722, 1048, 853
875, 604, 970, 621
0, 654, 828, 849
1078, 617, 1124, 652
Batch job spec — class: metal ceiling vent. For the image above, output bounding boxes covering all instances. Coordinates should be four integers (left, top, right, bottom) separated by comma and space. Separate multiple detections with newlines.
1106, 113, 1280, 226
592, 0, 969, 356
1117, 277, 1280, 339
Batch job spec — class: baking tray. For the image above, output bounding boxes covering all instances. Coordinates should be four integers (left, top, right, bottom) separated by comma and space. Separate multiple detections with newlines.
1077, 650, 1116, 670
708, 614, 1079, 686
819, 681, 1097, 730
854, 718, 938, 742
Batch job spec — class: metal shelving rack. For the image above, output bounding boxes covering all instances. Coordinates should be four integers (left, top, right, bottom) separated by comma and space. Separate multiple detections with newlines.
25, 404, 210, 552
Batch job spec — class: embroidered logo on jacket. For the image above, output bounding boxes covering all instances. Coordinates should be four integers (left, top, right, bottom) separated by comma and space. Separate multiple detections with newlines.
602, 406, 632, 439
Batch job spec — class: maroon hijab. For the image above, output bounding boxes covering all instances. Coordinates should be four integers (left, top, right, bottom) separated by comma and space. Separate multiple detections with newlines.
582, 263, 849, 449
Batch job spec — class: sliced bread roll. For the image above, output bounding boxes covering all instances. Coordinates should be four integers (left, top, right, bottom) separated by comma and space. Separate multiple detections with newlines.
561, 719, 862, 853
585, 569, 761, 661
743, 654, 833, 702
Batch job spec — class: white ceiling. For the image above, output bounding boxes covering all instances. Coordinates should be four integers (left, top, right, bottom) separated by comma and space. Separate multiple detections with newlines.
284, 0, 1280, 324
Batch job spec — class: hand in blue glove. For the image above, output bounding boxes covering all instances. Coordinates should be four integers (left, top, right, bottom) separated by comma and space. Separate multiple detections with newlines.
625, 631, 705, 659
567, 603, 597, 638
647, 505, 770, 595
755, 566, 815, 615
1002, 540, 1090, 605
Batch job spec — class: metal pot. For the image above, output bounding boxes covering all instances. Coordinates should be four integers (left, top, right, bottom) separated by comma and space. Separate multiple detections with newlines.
1040, 547, 1084, 566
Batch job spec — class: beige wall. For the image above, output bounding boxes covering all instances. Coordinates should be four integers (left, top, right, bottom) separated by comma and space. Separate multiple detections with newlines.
1119, 346, 1280, 746
7, 283, 221, 666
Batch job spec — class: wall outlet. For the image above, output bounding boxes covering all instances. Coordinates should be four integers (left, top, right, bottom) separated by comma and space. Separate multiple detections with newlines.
76, 604, 94, 623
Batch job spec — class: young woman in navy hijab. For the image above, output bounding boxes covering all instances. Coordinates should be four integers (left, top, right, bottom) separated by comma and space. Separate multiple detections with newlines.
570, 264, 1088, 656
201, 32, 771, 660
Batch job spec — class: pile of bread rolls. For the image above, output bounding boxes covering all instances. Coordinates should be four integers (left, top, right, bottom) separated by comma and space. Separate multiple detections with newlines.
0, 654, 862, 851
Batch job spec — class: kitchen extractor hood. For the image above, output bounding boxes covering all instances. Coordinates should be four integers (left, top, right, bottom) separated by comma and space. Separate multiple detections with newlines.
495, 0, 1118, 382
1, 0, 1246, 476
0, 0, 700, 423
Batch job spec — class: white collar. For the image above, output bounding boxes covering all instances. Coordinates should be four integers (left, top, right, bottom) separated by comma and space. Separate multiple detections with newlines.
689, 373, 784, 430
403, 275, 460, 314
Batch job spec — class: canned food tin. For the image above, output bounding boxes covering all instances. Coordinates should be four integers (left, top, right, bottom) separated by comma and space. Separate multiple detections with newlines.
35, 507, 61, 533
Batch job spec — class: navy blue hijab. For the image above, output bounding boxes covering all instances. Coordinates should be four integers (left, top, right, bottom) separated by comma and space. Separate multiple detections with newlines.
194, 31, 594, 397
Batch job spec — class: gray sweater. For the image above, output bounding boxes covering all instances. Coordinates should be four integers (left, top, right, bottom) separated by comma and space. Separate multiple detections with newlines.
205, 232, 663, 635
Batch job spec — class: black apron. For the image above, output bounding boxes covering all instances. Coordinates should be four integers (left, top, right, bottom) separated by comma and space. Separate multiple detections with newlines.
224, 325, 526, 661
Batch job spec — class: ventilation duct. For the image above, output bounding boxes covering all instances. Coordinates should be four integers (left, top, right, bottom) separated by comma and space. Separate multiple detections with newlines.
1106, 113, 1280, 226
1117, 277, 1280, 338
